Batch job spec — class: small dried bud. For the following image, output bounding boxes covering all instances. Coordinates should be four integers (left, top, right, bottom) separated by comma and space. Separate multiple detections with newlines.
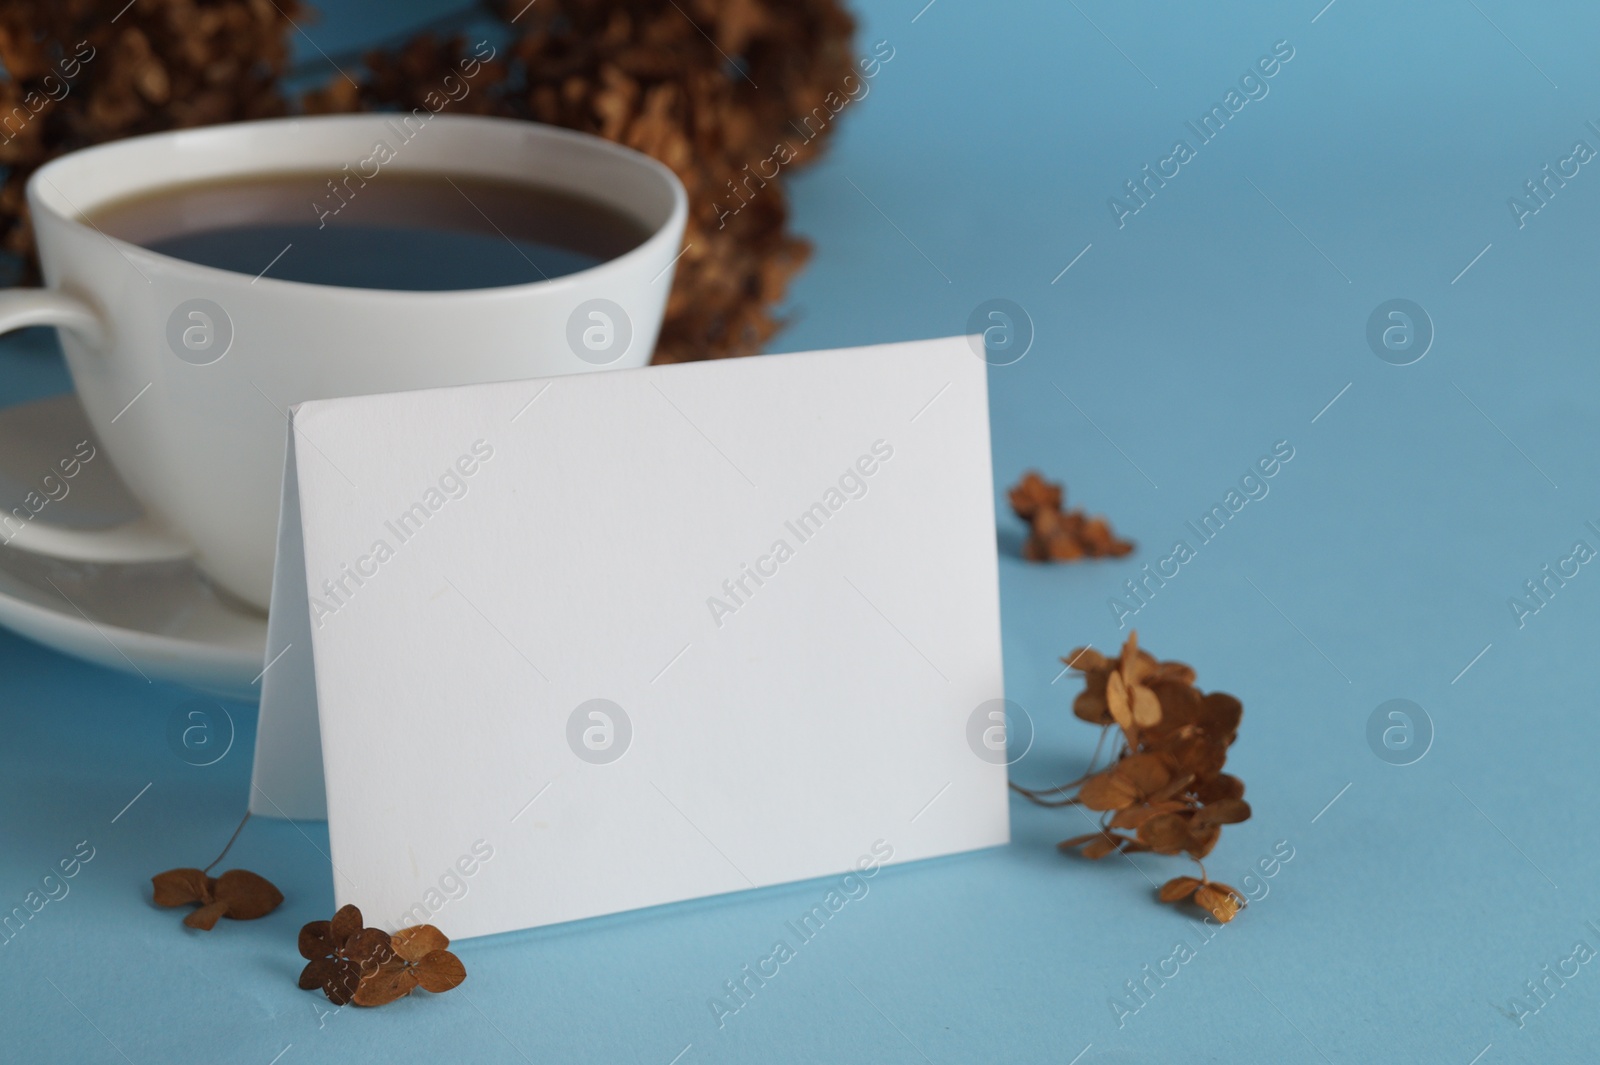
1007, 471, 1133, 561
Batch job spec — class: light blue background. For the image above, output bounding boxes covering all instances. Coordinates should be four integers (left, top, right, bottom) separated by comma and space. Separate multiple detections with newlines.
3, 0, 1597, 1061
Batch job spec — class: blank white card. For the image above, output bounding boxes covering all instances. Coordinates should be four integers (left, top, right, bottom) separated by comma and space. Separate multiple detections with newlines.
251, 336, 1008, 938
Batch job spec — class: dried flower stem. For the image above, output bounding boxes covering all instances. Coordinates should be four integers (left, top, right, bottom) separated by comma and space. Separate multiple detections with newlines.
203, 810, 252, 875
1083, 724, 1114, 777
1007, 783, 1083, 808
1007, 726, 1117, 806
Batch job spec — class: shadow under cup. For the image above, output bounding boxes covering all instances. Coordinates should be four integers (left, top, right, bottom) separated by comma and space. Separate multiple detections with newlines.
21, 114, 689, 612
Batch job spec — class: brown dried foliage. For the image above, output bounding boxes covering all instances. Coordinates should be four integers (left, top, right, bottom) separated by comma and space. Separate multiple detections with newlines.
2, 0, 859, 362
298, 904, 466, 1007
0, 0, 302, 275
1026, 633, 1250, 922
151, 867, 283, 930
1008, 471, 1134, 562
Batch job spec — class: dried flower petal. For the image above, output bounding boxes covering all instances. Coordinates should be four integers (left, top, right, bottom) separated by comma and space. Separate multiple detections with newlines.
412, 950, 468, 993
347, 927, 396, 971
1136, 813, 1192, 855
183, 900, 228, 930
1188, 824, 1222, 860
1081, 835, 1121, 860
1105, 671, 1134, 735
1120, 631, 1141, 671
1063, 647, 1106, 672
1145, 680, 1202, 731
152, 868, 210, 908
1193, 798, 1252, 827
1194, 883, 1244, 922
1197, 692, 1243, 736
1129, 682, 1162, 728
1110, 800, 1188, 830
1151, 660, 1197, 686
353, 966, 418, 1007
1194, 774, 1246, 804
321, 958, 363, 1006
1079, 754, 1171, 812
1148, 772, 1195, 806
298, 958, 332, 992
299, 921, 333, 961
212, 870, 284, 920
1059, 830, 1130, 859
1151, 733, 1230, 781
329, 904, 363, 945
1073, 690, 1112, 725
1158, 876, 1202, 902
391, 924, 450, 964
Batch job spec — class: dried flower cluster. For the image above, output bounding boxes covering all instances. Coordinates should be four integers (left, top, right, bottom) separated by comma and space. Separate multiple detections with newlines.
503, 0, 856, 365
149, 813, 283, 929
1008, 471, 1134, 562
151, 867, 283, 930
1015, 632, 1250, 921
147, 816, 466, 1006
1, 0, 858, 362
299, 904, 466, 1007
0, 0, 302, 278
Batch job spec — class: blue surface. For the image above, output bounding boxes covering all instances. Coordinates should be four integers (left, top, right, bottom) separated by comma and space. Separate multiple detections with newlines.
3, 0, 1599, 1061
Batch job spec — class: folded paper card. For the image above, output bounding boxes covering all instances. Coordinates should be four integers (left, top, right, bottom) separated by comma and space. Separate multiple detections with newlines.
251, 335, 1007, 938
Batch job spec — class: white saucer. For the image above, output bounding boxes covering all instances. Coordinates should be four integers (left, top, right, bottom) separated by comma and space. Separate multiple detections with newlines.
0, 395, 267, 699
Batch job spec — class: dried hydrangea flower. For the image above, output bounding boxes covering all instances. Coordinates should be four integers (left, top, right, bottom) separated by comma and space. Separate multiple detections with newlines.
151, 867, 283, 930
1007, 471, 1134, 562
1018, 632, 1252, 921
299, 905, 466, 1007
352, 924, 468, 1007
298, 904, 390, 1005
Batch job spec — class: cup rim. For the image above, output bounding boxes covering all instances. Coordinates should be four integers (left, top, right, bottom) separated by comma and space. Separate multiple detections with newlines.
26, 113, 689, 300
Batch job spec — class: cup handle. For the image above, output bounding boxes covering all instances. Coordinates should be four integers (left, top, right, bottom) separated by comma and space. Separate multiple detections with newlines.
0, 289, 193, 564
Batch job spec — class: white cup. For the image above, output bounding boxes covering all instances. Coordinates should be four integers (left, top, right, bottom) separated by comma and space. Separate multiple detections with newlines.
0, 113, 687, 611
